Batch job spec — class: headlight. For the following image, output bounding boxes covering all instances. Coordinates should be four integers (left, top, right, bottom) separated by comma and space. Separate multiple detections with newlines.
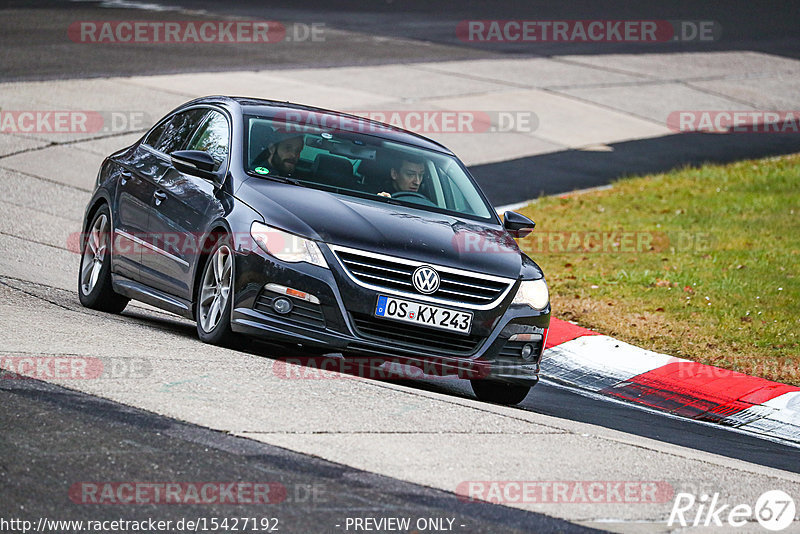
250, 221, 328, 268
512, 278, 549, 310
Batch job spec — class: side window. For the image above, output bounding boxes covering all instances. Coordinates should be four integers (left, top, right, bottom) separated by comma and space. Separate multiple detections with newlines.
143, 119, 168, 147
186, 111, 230, 171
152, 108, 209, 155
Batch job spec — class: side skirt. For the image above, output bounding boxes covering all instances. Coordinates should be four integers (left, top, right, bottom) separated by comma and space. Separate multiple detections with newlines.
112, 273, 194, 319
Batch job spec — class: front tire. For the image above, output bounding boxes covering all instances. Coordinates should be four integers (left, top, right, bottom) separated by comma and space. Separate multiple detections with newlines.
77, 205, 129, 313
196, 237, 236, 346
470, 379, 531, 405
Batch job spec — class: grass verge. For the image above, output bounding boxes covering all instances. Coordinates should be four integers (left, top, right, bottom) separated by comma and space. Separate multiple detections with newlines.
515, 153, 799, 385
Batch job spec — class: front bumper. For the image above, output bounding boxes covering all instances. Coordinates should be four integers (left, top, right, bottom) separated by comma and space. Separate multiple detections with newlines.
229, 246, 550, 385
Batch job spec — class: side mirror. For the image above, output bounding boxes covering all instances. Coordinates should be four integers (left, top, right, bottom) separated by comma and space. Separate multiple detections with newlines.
503, 211, 535, 238
171, 150, 217, 181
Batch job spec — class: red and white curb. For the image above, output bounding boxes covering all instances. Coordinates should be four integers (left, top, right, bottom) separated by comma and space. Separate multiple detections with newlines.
542, 319, 800, 445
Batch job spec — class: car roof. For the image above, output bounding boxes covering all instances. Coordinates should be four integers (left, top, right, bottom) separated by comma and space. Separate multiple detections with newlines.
181, 95, 455, 155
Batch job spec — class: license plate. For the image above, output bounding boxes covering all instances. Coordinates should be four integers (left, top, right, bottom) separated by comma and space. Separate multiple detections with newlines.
374, 295, 473, 334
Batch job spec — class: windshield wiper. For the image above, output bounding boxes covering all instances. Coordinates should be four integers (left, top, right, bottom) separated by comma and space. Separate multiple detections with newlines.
323, 187, 403, 206
246, 170, 305, 187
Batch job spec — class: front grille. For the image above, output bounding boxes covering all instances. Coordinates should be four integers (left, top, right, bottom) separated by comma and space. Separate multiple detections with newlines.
332, 246, 513, 307
351, 313, 483, 355
254, 290, 326, 329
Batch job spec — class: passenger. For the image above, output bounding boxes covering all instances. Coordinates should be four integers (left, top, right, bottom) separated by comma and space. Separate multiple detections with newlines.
377, 156, 426, 197
253, 132, 304, 177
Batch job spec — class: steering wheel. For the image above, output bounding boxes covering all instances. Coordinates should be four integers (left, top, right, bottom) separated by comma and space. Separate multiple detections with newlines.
391, 191, 432, 203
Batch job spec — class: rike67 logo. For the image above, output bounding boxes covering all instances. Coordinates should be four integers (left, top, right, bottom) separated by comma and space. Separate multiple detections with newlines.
669, 490, 796, 531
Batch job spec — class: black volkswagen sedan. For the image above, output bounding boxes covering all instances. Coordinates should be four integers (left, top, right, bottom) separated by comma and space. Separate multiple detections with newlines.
78, 96, 550, 405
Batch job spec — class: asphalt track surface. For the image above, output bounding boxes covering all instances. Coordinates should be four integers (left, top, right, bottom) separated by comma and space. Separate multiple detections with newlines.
6, 280, 800, 475
3, 0, 799, 82
1, 377, 596, 534
2, 1, 800, 532
1, 276, 799, 532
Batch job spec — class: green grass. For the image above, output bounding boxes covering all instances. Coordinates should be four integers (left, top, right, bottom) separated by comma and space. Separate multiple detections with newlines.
516, 153, 800, 385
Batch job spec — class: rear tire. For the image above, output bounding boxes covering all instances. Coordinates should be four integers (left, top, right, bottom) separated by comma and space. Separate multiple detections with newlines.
470, 379, 530, 405
77, 205, 129, 313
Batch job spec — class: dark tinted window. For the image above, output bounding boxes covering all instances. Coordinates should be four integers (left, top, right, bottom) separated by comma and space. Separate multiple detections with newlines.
143, 119, 168, 147
152, 108, 209, 155
185, 111, 230, 170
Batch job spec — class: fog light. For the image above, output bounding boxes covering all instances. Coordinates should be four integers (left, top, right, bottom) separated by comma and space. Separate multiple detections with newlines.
521, 343, 535, 361
272, 297, 293, 315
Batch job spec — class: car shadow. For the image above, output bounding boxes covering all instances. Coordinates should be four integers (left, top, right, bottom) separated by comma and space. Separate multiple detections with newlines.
471, 131, 800, 206
119, 306, 198, 339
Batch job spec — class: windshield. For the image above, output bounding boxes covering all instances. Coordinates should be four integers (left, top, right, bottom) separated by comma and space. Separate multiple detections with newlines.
243, 115, 495, 221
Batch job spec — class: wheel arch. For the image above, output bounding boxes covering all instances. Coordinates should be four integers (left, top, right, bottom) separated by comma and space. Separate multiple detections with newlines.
79, 193, 114, 264
83, 193, 113, 233
190, 220, 234, 319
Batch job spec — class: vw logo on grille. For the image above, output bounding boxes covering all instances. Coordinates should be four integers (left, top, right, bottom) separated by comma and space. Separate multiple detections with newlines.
412, 265, 440, 294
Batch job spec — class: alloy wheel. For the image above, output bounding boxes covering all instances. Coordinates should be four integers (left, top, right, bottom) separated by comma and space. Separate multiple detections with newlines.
199, 244, 233, 332
80, 214, 108, 296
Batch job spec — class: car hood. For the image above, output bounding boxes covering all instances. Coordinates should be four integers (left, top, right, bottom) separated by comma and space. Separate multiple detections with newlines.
238, 177, 539, 280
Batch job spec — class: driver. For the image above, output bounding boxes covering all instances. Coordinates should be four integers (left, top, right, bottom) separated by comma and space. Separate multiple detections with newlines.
377, 156, 426, 197
253, 132, 304, 177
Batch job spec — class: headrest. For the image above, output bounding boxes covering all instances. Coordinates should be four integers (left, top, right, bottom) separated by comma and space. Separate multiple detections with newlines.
312, 154, 354, 188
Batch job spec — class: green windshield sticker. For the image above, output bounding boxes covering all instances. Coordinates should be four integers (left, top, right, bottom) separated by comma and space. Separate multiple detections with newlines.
254, 166, 269, 175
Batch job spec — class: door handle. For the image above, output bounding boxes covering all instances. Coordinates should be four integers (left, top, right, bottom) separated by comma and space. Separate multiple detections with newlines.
120, 170, 131, 185
153, 190, 167, 206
